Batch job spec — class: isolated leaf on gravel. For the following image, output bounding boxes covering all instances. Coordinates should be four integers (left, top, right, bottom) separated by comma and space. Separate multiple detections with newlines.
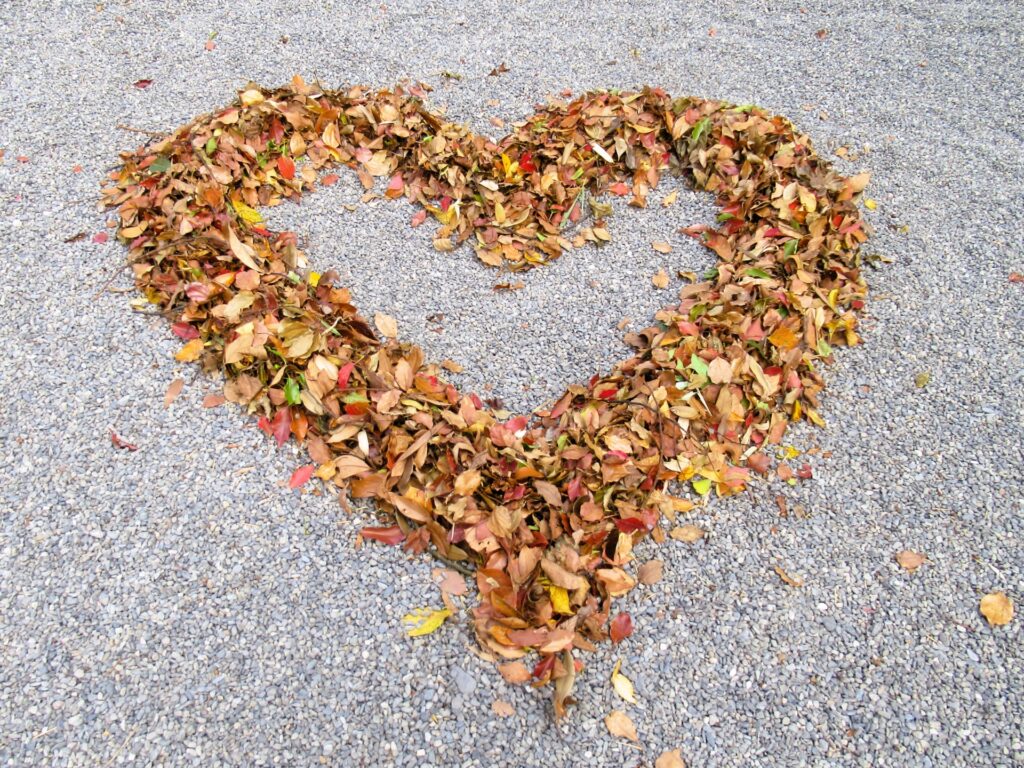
109, 429, 138, 451
164, 378, 184, 408
402, 606, 451, 637
915, 371, 931, 388
374, 312, 398, 338
774, 565, 804, 587
980, 592, 1013, 626
610, 659, 637, 704
656, 749, 686, 768
604, 710, 638, 741
609, 612, 633, 644
638, 559, 663, 585
652, 240, 672, 254
492, 699, 515, 717
670, 524, 704, 543
652, 268, 669, 289
895, 550, 926, 573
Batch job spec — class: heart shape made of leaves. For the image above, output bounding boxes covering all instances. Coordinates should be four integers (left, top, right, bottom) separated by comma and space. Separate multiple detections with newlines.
102, 76, 871, 717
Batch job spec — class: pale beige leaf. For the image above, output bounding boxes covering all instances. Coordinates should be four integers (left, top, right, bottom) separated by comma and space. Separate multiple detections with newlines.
604, 710, 638, 741
652, 240, 672, 254
492, 699, 515, 718
670, 524, 705, 543
374, 312, 398, 338
652, 268, 670, 289
454, 469, 482, 496
707, 356, 732, 384
661, 190, 679, 208
228, 226, 262, 272
163, 378, 184, 408
498, 662, 532, 684
980, 592, 1014, 626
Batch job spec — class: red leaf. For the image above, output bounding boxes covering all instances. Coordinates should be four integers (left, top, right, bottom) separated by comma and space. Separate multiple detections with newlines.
321, 173, 340, 186
337, 362, 355, 389
133, 79, 153, 89
797, 463, 813, 480
288, 464, 315, 490
505, 415, 528, 433
615, 517, 650, 533
519, 152, 536, 173
361, 526, 405, 545
171, 322, 200, 340
92, 232, 108, 244
597, 387, 618, 400
387, 173, 404, 193
1010, 272, 1023, 283
277, 155, 295, 180
609, 612, 633, 644
410, 209, 427, 227
609, 182, 630, 196
109, 429, 138, 451
270, 407, 291, 447
204, 39, 216, 51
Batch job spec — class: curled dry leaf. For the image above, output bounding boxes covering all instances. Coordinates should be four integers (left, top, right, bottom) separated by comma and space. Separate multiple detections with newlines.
610, 659, 637, 704
895, 550, 926, 573
605, 710, 638, 741
101, 80, 872, 717
774, 565, 805, 588
980, 592, 1013, 626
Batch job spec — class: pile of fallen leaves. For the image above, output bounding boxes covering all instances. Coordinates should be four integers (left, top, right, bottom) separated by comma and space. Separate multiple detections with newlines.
101, 76, 870, 716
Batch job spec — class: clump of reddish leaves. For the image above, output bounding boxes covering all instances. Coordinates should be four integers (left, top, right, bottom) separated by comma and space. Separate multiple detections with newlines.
101, 76, 870, 717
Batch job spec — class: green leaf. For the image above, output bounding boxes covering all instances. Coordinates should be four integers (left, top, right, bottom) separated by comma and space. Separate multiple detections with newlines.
745, 267, 771, 279
691, 117, 710, 144
205, 137, 217, 155
283, 377, 301, 405
784, 240, 798, 256
688, 354, 709, 378
816, 339, 833, 357
342, 392, 368, 405
150, 155, 171, 173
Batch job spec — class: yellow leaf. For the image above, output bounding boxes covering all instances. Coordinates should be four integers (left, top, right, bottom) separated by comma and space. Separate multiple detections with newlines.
610, 659, 637, 704
864, 198, 877, 210
239, 88, 265, 106
661, 190, 678, 208
549, 585, 570, 614
308, 271, 321, 287
175, 338, 203, 362
980, 592, 1013, 626
402, 606, 452, 637
232, 199, 263, 224
768, 325, 799, 350
604, 710, 638, 741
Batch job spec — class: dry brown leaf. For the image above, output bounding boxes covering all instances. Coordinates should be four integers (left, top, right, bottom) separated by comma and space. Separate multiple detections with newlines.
374, 312, 398, 338
656, 749, 686, 768
652, 240, 672, 254
498, 662, 532, 684
433, 568, 468, 596
638, 559, 663, 585
895, 550, 926, 573
163, 378, 184, 408
661, 190, 678, 208
652, 268, 670, 289
670, 524, 705, 543
492, 699, 515, 718
604, 710, 638, 741
454, 469, 482, 496
774, 565, 804, 587
980, 592, 1014, 626
441, 359, 464, 373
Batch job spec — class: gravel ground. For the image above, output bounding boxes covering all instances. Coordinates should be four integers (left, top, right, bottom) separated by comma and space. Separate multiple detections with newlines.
1, 0, 1022, 765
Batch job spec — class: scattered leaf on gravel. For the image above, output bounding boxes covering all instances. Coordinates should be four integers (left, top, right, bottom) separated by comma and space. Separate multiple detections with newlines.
980, 592, 1013, 626
656, 749, 687, 768
774, 565, 804, 587
492, 699, 515, 717
662, 190, 678, 208
915, 372, 931, 388
109, 429, 138, 451
638, 559, 663, 585
133, 78, 153, 89
402, 607, 452, 637
92, 231, 108, 244
374, 312, 398, 338
604, 710, 638, 741
652, 240, 672, 254
652, 268, 670, 289
202, 393, 226, 408
670, 524, 705, 543
288, 464, 315, 490
1009, 272, 1023, 283
163, 378, 184, 407
895, 550, 926, 572
433, 568, 468, 596
610, 659, 637, 704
